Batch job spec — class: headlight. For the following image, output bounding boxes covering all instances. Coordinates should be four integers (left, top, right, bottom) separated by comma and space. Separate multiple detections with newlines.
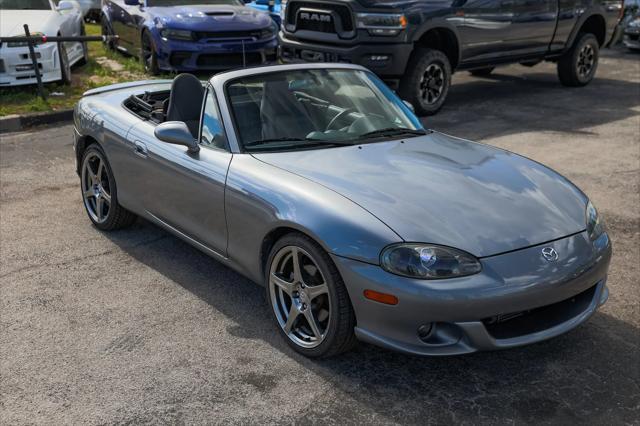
381, 244, 482, 279
160, 29, 194, 41
586, 201, 605, 241
7, 32, 45, 48
260, 21, 279, 39
356, 13, 407, 36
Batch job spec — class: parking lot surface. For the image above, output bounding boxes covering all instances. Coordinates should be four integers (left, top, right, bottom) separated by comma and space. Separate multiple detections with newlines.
1, 48, 639, 425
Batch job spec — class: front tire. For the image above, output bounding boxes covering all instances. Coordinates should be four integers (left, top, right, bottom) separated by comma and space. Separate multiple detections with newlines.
141, 31, 160, 76
399, 48, 452, 116
557, 33, 599, 87
58, 42, 72, 85
77, 24, 89, 67
80, 145, 136, 231
266, 233, 357, 358
101, 17, 115, 51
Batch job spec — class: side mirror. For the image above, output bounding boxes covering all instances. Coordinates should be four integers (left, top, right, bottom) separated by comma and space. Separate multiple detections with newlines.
402, 100, 415, 113
154, 121, 200, 153
57, 1, 75, 12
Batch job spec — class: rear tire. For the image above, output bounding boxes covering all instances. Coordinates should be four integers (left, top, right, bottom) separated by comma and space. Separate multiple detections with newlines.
558, 33, 599, 87
80, 144, 137, 231
265, 233, 357, 358
399, 48, 452, 116
470, 67, 495, 77
101, 17, 115, 51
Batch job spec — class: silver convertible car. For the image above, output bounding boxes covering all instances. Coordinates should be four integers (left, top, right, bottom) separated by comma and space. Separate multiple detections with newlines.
73, 63, 612, 358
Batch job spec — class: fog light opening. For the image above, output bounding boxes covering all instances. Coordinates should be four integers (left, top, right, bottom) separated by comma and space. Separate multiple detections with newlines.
417, 323, 434, 342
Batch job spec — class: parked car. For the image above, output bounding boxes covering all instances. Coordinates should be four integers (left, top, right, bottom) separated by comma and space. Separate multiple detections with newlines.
101, 0, 278, 75
621, 0, 640, 50
279, 0, 623, 115
72, 63, 612, 358
0, 0, 87, 87
245, 0, 282, 25
75, 0, 101, 22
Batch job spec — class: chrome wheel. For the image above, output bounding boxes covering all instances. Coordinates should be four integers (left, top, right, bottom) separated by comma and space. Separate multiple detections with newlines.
81, 152, 111, 224
577, 44, 595, 79
419, 63, 445, 105
269, 246, 331, 349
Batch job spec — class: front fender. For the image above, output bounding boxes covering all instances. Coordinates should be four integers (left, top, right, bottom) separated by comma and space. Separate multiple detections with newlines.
225, 155, 402, 284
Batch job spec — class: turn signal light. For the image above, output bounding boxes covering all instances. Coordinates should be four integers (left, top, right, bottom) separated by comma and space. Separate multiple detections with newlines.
364, 289, 399, 305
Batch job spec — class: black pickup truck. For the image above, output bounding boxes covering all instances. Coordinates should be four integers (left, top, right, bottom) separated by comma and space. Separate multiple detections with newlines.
279, 0, 623, 115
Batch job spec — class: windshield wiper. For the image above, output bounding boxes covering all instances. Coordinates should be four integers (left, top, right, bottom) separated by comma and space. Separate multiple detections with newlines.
244, 137, 356, 148
356, 128, 428, 140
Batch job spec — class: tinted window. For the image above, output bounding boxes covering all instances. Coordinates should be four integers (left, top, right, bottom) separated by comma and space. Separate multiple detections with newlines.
0, 0, 52, 9
200, 89, 228, 151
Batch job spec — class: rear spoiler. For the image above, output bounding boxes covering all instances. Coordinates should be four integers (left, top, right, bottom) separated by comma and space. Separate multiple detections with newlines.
82, 79, 173, 97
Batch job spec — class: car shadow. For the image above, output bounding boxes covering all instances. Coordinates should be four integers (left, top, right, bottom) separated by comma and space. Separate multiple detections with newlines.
425, 51, 640, 142
103, 219, 640, 424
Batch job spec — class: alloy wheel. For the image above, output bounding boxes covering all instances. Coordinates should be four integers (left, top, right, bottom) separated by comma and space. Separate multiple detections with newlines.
269, 246, 331, 349
577, 44, 595, 79
81, 152, 112, 224
419, 63, 445, 105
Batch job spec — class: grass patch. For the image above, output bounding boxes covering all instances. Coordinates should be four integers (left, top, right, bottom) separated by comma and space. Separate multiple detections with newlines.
0, 23, 150, 117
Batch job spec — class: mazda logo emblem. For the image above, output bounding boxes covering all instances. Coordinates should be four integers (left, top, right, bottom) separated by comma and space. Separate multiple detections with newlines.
541, 247, 559, 262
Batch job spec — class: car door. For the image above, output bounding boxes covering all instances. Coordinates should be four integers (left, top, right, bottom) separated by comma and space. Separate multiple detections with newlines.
509, 0, 558, 55
128, 88, 233, 256
458, 0, 517, 62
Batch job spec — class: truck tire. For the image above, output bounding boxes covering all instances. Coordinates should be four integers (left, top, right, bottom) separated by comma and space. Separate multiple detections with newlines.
557, 33, 599, 87
470, 67, 495, 77
399, 48, 452, 116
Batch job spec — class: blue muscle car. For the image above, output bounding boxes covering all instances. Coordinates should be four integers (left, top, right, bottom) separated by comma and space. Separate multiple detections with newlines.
101, 0, 278, 75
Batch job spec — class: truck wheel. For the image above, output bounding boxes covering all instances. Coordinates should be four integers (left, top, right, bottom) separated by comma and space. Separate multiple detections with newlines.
470, 67, 495, 77
399, 48, 451, 116
557, 33, 599, 87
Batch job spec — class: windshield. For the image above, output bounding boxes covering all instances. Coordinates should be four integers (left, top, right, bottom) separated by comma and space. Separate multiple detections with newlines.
0, 0, 51, 9
227, 68, 425, 152
147, 0, 243, 6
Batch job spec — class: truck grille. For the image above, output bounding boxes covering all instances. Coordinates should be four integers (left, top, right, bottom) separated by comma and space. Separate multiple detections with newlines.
286, 1, 354, 35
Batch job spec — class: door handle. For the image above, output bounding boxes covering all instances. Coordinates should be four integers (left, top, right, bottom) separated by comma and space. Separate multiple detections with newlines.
133, 141, 148, 157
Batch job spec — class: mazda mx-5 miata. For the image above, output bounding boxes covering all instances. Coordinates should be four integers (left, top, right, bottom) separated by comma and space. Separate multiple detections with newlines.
73, 63, 612, 357
101, 0, 278, 75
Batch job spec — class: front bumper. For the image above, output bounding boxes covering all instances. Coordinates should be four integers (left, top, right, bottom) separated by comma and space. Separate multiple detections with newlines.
332, 231, 612, 356
155, 37, 278, 72
623, 29, 640, 49
0, 43, 62, 87
279, 31, 412, 79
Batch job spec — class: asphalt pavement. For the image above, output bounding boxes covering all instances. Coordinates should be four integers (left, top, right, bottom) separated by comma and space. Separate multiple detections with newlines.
1, 48, 638, 425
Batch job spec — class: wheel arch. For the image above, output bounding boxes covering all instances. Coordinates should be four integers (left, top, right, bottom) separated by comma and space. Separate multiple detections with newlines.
259, 225, 325, 280
75, 134, 102, 176
566, 12, 607, 49
413, 24, 461, 69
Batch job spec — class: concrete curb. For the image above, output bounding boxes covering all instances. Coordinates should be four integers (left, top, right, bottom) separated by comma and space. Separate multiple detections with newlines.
0, 109, 73, 134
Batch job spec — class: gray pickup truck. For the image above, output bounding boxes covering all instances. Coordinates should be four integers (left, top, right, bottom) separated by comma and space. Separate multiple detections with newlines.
279, 0, 623, 115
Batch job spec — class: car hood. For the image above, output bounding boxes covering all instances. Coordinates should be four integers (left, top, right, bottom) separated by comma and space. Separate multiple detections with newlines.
0, 10, 60, 37
253, 132, 588, 258
150, 5, 272, 31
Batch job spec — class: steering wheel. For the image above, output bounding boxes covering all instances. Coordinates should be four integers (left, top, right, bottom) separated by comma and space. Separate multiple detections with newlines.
326, 108, 357, 131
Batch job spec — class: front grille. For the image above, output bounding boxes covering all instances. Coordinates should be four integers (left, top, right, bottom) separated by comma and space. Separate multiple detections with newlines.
195, 30, 264, 41
483, 284, 597, 340
196, 52, 263, 69
286, 1, 353, 32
